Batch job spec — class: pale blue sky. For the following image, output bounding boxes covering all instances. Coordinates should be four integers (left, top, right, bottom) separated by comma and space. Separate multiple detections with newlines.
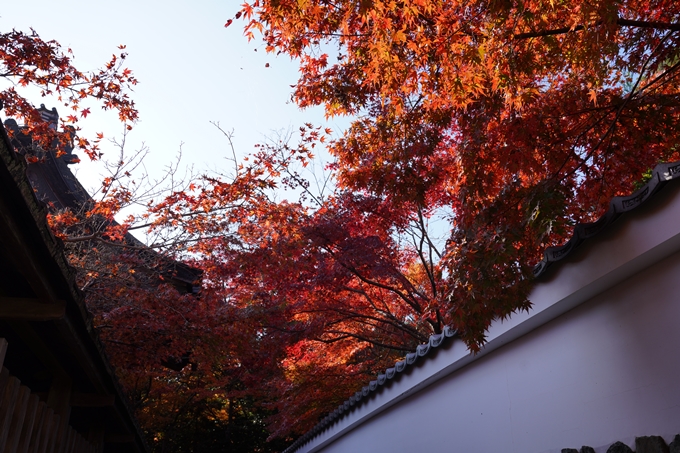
1, 0, 345, 192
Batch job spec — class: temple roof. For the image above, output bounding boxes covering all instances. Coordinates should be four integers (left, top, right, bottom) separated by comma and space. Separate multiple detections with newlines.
0, 113, 148, 452
3, 112, 201, 293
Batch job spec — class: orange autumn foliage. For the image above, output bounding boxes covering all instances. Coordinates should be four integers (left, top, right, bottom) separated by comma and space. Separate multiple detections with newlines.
233, 0, 680, 349
5, 2, 680, 447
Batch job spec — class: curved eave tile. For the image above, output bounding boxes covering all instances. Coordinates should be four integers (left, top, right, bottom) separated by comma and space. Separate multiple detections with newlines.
282, 327, 457, 453
533, 161, 680, 277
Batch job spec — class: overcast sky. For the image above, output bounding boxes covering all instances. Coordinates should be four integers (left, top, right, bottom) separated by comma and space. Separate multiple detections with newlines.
1, 0, 346, 192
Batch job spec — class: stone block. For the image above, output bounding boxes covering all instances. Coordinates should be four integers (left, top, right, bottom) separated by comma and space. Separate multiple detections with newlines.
607, 441, 634, 453
668, 435, 680, 453
635, 436, 669, 453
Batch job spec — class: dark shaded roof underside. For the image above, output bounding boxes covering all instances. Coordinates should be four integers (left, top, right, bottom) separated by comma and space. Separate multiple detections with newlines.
0, 118, 149, 452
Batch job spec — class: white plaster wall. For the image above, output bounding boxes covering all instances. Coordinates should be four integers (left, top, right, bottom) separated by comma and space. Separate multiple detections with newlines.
313, 249, 680, 453
297, 183, 680, 453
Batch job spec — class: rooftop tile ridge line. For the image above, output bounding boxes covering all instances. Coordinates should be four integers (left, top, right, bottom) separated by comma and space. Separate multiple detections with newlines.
282, 160, 680, 453
281, 326, 458, 453
532, 160, 680, 278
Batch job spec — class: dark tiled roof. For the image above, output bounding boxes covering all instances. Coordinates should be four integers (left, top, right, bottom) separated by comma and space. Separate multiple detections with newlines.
3, 115, 202, 292
0, 114, 149, 452
283, 160, 680, 453
283, 326, 458, 453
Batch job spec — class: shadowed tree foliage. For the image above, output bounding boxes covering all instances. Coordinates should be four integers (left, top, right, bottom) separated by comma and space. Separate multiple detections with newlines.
5, 2, 680, 447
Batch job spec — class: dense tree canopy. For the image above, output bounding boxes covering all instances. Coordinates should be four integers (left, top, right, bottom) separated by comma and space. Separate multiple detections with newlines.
3, 1, 680, 449
233, 0, 680, 347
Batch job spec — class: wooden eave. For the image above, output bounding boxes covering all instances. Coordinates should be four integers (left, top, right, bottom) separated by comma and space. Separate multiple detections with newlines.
0, 119, 148, 452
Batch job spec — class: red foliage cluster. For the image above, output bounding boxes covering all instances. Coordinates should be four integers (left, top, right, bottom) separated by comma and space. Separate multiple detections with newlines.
6, 0, 680, 447
0, 29, 137, 159
232, 0, 680, 349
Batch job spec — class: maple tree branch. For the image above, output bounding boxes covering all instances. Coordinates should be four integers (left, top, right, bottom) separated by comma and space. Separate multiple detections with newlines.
318, 330, 417, 352
127, 205, 243, 232
336, 257, 424, 314
600, 18, 680, 31
558, 31, 675, 185
312, 301, 427, 341
551, 108, 613, 180
322, 315, 391, 335
78, 268, 137, 288
145, 234, 233, 250
514, 19, 680, 40
348, 282, 415, 324
61, 232, 102, 243
316, 236, 426, 314
282, 162, 325, 206
413, 208, 440, 299
210, 121, 240, 178
341, 285, 397, 318
101, 339, 139, 348
633, 64, 680, 102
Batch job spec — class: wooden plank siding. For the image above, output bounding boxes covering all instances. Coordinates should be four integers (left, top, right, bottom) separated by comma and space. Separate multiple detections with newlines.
0, 339, 97, 453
